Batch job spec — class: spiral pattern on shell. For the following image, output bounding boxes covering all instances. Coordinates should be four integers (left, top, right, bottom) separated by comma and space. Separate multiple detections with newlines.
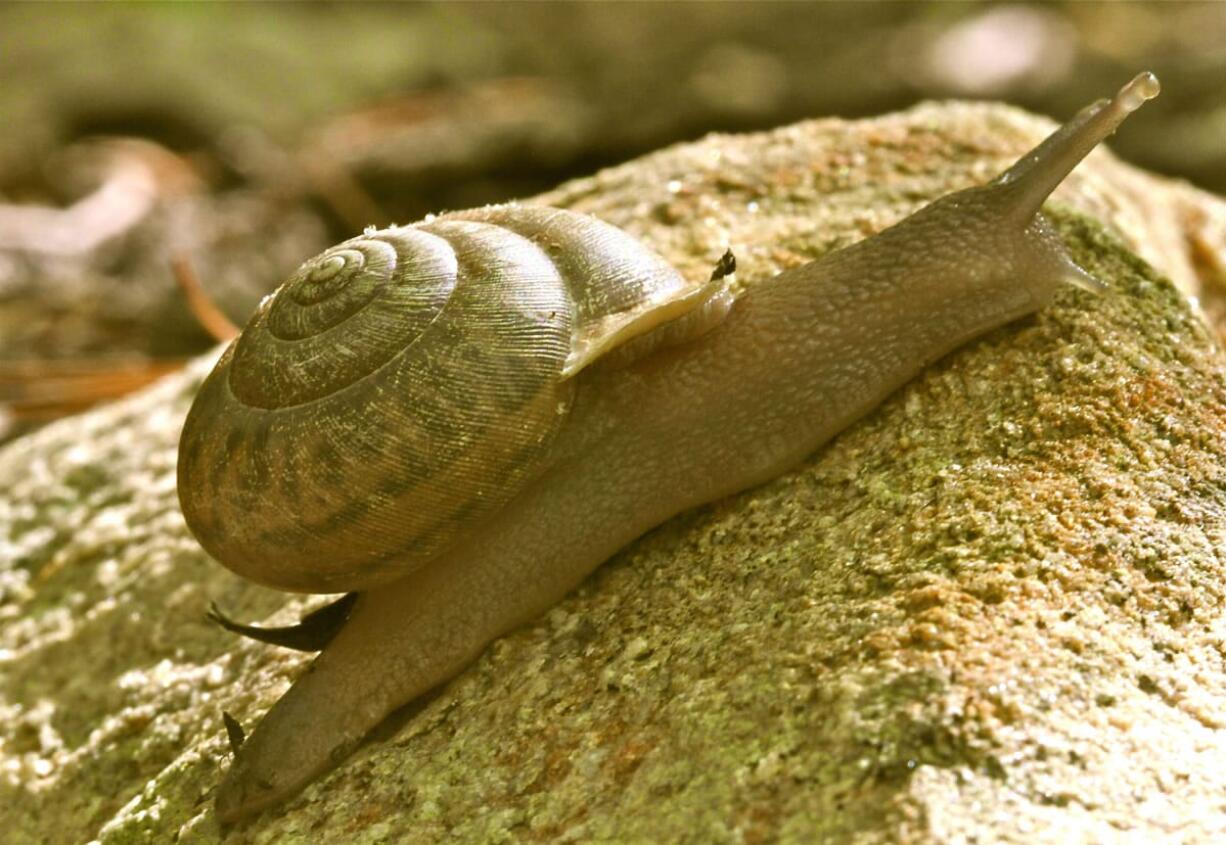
178, 205, 701, 592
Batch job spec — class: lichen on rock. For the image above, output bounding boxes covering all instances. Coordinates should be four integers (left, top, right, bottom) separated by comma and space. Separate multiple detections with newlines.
3, 101, 1226, 844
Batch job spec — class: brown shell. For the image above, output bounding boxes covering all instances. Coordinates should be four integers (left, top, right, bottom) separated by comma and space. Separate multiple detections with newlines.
177, 204, 718, 592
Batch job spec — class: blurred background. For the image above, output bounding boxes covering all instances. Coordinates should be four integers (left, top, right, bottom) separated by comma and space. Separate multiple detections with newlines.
1, 2, 1224, 442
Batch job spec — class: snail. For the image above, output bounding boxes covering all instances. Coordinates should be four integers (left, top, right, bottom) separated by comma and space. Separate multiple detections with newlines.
177, 72, 1159, 823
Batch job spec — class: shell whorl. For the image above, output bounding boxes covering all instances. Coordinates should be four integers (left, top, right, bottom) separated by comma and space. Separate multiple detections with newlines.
178, 205, 698, 592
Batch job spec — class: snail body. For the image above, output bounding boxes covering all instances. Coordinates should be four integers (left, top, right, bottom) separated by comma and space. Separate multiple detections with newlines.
177, 73, 1159, 822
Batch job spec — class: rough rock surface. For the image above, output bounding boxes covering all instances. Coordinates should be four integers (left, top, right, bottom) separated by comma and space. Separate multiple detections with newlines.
3, 102, 1226, 844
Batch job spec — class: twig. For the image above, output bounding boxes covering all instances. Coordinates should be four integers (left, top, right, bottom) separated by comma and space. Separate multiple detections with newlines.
298, 151, 387, 232
171, 255, 241, 342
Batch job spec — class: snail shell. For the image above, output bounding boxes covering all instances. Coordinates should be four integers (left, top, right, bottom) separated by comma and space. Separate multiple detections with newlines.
177, 205, 731, 592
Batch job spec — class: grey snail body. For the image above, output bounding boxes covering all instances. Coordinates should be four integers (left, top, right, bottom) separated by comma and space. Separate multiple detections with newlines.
176, 73, 1159, 823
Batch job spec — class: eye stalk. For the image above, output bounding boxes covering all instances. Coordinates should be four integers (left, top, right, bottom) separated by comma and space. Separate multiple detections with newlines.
954, 71, 1162, 298
993, 72, 1160, 226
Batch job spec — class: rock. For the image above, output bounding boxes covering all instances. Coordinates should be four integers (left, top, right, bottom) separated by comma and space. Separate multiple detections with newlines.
3, 101, 1226, 844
